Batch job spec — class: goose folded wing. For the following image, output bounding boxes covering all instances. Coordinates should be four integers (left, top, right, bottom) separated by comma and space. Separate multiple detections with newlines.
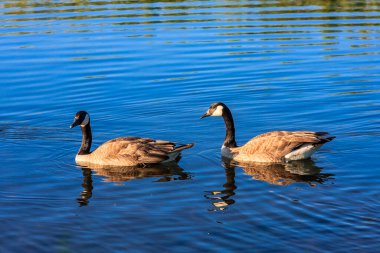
112, 137, 175, 164
238, 131, 325, 158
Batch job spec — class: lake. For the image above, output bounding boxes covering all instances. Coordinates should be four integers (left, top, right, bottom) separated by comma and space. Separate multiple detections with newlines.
1, 0, 380, 252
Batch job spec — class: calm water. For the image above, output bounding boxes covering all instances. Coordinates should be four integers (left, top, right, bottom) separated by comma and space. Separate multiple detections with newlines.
1, 0, 380, 252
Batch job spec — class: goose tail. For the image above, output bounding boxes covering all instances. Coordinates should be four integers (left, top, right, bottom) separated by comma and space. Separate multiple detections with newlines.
163, 143, 194, 163
318, 135, 336, 144
172, 143, 194, 152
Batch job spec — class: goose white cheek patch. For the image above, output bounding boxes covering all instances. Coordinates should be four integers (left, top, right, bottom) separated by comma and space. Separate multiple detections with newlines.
81, 114, 90, 126
211, 105, 223, 116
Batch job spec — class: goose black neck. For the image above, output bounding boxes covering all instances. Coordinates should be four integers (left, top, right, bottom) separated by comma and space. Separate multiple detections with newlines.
78, 124, 92, 155
222, 106, 237, 148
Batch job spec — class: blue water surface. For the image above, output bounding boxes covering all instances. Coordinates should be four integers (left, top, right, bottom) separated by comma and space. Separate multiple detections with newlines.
1, 1, 380, 252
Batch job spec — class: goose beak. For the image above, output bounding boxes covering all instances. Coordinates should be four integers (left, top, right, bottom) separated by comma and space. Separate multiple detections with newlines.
200, 112, 210, 119
70, 119, 80, 129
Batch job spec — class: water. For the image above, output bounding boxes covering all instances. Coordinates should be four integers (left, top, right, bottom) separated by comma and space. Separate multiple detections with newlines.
1, 0, 380, 252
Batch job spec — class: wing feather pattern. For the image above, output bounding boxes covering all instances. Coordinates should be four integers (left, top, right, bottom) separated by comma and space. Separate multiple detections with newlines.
87, 137, 193, 166
232, 131, 334, 162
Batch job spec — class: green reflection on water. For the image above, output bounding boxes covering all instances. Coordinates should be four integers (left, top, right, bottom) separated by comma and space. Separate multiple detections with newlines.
3, 0, 380, 12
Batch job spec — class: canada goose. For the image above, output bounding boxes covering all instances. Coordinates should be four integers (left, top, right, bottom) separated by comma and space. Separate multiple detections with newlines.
70, 111, 193, 166
200, 102, 335, 163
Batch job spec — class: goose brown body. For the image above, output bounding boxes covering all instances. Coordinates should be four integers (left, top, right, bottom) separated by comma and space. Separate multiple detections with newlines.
228, 131, 334, 163
70, 111, 193, 167
75, 137, 192, 166
201, 102, 335, 163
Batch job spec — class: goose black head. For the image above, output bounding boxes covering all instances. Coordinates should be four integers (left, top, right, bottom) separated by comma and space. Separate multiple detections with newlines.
70, 111, 90, 128
200, 102, 226, 119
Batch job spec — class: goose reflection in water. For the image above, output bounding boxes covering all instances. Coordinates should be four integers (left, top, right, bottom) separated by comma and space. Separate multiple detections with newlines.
77, 162, 190, 206
206, 158, 334, 211
240, 159, 334, 186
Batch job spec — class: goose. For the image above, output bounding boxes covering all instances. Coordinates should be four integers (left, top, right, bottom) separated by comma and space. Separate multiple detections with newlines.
70, 111, 193, 167
200, 102, 335, 163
